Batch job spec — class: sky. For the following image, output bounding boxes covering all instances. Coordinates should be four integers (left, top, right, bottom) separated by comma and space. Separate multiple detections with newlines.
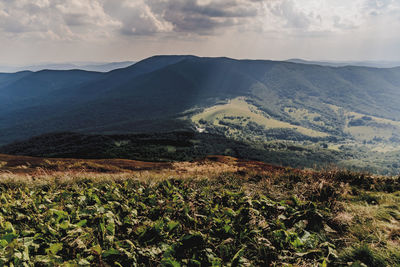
0, 0, 399, 65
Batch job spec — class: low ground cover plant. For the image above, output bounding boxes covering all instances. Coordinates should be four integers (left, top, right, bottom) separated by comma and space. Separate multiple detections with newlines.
0, 165, 399, 266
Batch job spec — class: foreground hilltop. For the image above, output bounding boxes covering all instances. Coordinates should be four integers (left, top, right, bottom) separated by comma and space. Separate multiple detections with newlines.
0, 154, 399, 266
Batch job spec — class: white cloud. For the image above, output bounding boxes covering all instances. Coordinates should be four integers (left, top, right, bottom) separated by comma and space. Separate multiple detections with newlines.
0, 0, 120, 41
2, 0, 397, 39
101, 0, 173, 35
0, 0, 399, 64
258, 0, 366, 34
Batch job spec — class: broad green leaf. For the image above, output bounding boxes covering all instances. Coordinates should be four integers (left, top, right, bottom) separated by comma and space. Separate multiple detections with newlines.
103, 248, 120, 257
0, 239, 8, 247
167, 221, 179, 232
4, 221, 15, 233
76, 220, 87, 227
91, 244, 102, 255
46, 243, 63, 255
59, 220, 70, 230
161, 257, 181, 267
78, 258, 91, 265
1, 233, 18, 243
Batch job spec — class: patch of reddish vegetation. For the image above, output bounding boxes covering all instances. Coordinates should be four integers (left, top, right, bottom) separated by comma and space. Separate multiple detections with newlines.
0, 153, 296, 176
0, 154, 172, 173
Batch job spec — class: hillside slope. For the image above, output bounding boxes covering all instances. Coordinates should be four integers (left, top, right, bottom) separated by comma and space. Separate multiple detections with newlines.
1, 55, 400, 173
1, 56, 400, 144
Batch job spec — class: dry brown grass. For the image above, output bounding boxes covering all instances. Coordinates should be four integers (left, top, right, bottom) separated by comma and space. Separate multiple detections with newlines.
0, 154, 288, 188
332, 190, 400, 264
0, 153, 172, 174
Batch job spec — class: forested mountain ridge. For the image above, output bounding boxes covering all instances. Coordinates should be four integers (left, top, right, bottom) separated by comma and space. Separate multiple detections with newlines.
2, 55, 400, 173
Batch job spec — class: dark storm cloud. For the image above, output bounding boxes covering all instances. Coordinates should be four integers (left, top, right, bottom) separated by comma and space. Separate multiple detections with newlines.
154, 0, 258, 33
164, 0, 258, 18
111, 0, 263, 36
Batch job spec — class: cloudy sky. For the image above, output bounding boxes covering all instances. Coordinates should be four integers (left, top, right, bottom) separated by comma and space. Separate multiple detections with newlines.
0, 0, 399, 64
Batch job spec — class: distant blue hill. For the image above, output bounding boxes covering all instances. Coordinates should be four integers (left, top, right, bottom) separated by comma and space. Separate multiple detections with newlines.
0, 61, 135, 73
286, 58, 400, 68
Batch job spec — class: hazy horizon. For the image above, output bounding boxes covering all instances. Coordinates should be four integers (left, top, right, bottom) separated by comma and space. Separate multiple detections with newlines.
1, 56, 400, 68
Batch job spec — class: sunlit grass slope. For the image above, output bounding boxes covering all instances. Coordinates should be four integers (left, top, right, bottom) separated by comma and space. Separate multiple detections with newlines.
191, 97, 328, 138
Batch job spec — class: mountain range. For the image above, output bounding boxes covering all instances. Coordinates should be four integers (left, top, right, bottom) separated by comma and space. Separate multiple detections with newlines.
0, 61, 135, 73
286, 58, 400, 68
2, 55, 400, 173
